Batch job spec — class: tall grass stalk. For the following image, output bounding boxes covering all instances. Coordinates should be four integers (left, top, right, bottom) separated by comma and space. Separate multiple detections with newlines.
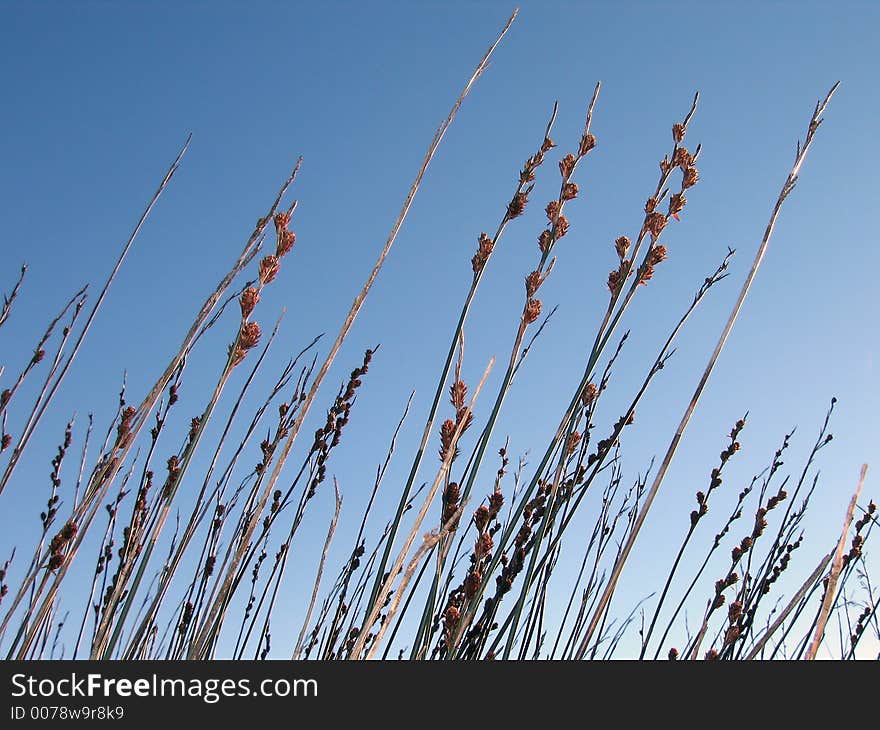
573, 82, 842, 659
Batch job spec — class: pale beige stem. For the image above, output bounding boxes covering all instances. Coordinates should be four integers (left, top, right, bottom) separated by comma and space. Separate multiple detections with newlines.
805, 463, 868, 660
745, 551, 832, 660
365, 500, 467, 660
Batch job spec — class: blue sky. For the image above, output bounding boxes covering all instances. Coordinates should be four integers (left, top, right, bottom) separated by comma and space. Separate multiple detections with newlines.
0, 1, 877, 659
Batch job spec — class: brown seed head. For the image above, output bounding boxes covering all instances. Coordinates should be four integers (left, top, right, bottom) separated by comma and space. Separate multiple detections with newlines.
538, 229, 552, 253
648, 244, 668, 266
582, 382, 598, 407
60, 520, 77, 541
683, 166, 700, 189
449, 380, 467, 410
456, 406, 473, 434
545, 200, 560, 222
474, 505, 490, 532
240, 287, 260, 318
559, 153, 577, 179
439, 419, 457, 462
644, 212, 668, 239
614, 235, 631, 260
520, 152, 543, 184
239, 321, 262, 351
525, 270, 543, 297
668, 193, 686, 217
471, 233, 495, 274
507, 191, 528, 219
464, 571, 482, 600
471, 232, 494, 274
273, 211, 290, 234
444, 481, 461, 506
607, 268, 622, 295
728, 600, 743, 623
488, 489, 504, 518
673, 147, 693, 169
476, 532, 494, 557
277, 228, 295, 257
259, 255, 279, 284
554, 215, 569, 239
579, 132, 596, 157
562, 182, 579, 201
524, 298, 542, 324
723, 625, 741, 646
672, 123, 686, 143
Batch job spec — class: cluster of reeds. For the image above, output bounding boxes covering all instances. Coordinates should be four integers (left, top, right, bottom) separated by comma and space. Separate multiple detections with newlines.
0, 10, 874, 660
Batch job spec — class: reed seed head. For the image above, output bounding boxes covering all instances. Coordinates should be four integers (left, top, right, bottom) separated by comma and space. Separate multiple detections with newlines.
273, 211, 290, 234
538, 229, 552, 253
507, 191, 528, 219
259, 255, 280, 284
668, 192, 686, 218
607, 268, 623, 295
648, 244, 668, 266
581, 382, 598, 407
644, 212, 668, 239
474, 505, 490, 532
471, 233, 494, 274
277, 229, 296, 257
579, 132, 596, 157
439, 419, 457, 462
559, 153, 577, 179
554, 215, 569, 239
231, 320, 262, 367
240, 287, 260, 318
673, 147, 694, 169
525, 270, 542, 297
524, 298, 542, 324
450, 380, 468, 410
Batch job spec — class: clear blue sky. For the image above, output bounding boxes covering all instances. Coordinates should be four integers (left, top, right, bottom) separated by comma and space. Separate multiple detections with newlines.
1, 1, 877, 659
